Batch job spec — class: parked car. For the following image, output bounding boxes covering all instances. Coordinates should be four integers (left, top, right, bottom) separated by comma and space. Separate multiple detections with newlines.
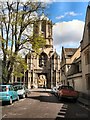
13, 84, 31, 98
57, 85, 79, 102
0, 85, 19, 105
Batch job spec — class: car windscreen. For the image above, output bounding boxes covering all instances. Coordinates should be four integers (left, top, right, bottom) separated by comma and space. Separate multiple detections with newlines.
0, 86, 6, 92
60, 86, 74, 90
14, 86, 23, 91
68, 86, 74, 90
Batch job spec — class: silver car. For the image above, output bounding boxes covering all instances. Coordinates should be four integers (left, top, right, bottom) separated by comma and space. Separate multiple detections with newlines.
14, 85, 30, 98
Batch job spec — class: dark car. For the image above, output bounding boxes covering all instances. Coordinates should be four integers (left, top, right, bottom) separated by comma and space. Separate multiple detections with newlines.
57, 85, 79, 102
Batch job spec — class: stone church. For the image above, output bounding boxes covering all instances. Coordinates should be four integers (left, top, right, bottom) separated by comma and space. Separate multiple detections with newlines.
25, 14, 60, 89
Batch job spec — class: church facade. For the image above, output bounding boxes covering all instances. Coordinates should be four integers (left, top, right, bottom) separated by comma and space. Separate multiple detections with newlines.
25, 15, 60, 89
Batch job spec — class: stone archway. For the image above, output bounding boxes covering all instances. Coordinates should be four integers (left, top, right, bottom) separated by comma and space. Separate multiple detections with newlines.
38, 74, 47, 88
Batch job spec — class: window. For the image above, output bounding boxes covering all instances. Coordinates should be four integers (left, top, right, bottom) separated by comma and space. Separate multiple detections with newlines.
48, 24, 52, 37
39, 52, 47, 67
41, 21, 46, 37
9, 86, 14, 91
85, 49, 90, 65
86, 74, 90, 90
0, 86, 6, 92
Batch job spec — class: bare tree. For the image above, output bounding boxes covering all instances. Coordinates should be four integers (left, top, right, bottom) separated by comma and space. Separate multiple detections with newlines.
0, 1, 46, 83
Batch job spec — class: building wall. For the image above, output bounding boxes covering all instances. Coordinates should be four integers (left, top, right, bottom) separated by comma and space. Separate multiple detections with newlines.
61, 47, 82, 87
25, 17, 60, 89
81, 6, 90, 95
67, 73, 82, 92
81, 46, 90, 94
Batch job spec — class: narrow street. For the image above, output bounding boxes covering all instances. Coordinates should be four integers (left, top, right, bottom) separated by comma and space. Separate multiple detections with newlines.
1, 89, 89, 119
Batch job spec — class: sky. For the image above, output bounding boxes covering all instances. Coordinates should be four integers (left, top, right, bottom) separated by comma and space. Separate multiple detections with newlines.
0, 0, 89, 58
44, 1, 89, 57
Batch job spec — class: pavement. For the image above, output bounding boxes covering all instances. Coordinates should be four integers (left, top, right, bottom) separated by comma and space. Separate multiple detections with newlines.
77, 96, 90, 108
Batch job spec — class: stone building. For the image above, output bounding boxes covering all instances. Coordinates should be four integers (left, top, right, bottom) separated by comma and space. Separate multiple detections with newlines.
80, 5, 90, 96
25, 14, 60, 89
60, 46, 82, 92
60, 5, 90, 98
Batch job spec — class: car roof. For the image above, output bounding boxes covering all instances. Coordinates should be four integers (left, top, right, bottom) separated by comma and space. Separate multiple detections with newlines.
59, 85, 73, 88
0, 84, 11, 87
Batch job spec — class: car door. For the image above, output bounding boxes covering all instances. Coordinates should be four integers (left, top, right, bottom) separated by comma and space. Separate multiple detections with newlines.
12, 86, 18, 100
9, 86, 17, 100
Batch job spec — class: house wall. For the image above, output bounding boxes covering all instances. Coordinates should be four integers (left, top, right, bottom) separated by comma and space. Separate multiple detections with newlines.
74, 77, 83, 92
81, 46, 90, 94
68, 74, 82, 92
81, 6, 90, 95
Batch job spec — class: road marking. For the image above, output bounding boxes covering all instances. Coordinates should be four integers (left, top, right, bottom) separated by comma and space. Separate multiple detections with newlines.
60, 108, 67, 111
57, 115, 65, 118
63, 105, 68, 107
2, 114, 7, 118
62, 106, 68, 109
59, 111, 66, 114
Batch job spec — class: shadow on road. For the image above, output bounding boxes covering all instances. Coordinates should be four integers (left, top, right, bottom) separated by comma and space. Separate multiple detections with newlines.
28, 95, 60, 104
28, 89, 77, 104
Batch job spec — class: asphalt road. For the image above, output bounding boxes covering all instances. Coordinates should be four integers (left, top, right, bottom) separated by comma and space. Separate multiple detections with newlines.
1, 88, 90, 120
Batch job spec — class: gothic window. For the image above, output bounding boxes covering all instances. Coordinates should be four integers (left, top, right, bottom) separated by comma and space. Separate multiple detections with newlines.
48, 24, 51, 37
39, 53, 47, 67
41, 21, 46, 37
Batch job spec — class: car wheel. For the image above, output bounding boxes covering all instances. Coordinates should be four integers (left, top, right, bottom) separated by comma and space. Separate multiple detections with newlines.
9, 98, 13, 105
22, 94, 25, 98
25, 93, 28, 98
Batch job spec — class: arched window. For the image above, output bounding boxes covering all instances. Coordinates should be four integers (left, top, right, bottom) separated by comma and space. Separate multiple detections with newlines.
39, 52, 48, 67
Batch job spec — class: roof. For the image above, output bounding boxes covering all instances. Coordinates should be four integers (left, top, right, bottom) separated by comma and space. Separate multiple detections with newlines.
64, 48, 78, 58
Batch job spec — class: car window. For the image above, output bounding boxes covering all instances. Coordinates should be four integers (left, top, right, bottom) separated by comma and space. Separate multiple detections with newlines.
61, 86, 68, 89
9, 86, 14, 91
68, 86, 74, 90
14, 86, 18, 91
0, 86, 6, 92
60, 86, 74, 90
14, 86, 23, 90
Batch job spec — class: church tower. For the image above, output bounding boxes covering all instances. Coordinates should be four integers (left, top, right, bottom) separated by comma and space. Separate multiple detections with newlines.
33, 13, 53, 50
25, 14, 60, 89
